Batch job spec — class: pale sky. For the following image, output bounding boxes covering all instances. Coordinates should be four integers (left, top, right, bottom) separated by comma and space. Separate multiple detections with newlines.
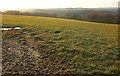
0, 0, 119, 11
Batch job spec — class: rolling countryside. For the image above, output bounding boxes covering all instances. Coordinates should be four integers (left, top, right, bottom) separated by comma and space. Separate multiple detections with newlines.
2, 15, 119, 75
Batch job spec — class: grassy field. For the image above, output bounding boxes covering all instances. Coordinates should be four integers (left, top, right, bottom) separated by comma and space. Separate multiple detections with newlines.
2, 15, 119, 75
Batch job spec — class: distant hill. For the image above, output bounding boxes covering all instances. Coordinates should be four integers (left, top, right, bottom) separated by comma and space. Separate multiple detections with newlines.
2, 7, 118, 24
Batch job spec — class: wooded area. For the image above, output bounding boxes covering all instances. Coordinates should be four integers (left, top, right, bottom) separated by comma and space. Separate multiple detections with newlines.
2, 8, 118, 24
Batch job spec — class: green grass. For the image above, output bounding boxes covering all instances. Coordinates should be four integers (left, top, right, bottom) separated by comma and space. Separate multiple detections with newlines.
2, 15, 119, 74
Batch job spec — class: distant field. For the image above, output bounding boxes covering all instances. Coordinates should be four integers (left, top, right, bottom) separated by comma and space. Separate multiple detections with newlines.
2, 15, 119, 75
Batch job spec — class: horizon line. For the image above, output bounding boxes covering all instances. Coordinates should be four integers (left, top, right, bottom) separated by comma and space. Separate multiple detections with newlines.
0, 6, 118, 11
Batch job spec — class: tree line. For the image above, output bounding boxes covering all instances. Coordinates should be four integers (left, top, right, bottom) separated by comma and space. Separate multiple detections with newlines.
2, 9, 118, 24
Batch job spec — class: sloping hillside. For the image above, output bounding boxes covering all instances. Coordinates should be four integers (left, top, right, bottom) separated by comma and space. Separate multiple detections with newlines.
2, 15, 119, 75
